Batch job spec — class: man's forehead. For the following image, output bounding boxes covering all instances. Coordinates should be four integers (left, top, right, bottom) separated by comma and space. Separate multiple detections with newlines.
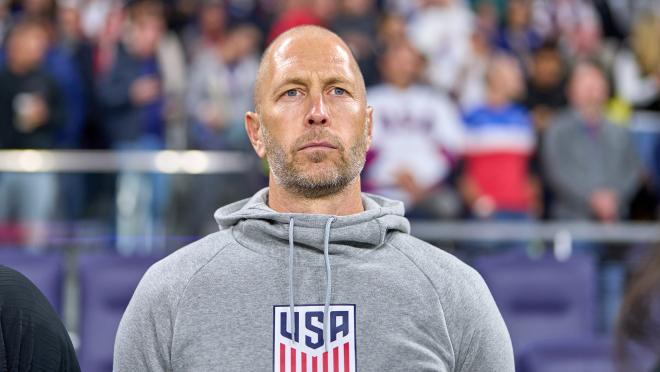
253, 26, 366, 108
269, 37, 357, 78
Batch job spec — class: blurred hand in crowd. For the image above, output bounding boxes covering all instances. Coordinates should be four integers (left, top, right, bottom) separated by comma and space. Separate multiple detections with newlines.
590, 189, 618, 222
14, 93, 49, 133
130, 76, 161, 106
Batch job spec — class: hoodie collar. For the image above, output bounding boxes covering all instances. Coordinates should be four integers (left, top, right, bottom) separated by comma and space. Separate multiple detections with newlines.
214, 188, 410, 262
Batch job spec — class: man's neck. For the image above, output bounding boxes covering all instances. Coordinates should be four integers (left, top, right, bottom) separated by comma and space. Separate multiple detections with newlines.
577, 106, 602, 124
267, 176, 365, 216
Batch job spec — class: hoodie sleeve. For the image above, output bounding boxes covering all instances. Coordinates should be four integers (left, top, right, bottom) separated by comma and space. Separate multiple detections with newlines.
450, 269, 514, 372
113, 262, 177, 372
113, 233, 231, 372
393, 236, 514, 372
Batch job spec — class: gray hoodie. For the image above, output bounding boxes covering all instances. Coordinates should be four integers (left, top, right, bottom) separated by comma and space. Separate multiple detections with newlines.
114, 188, 513, 371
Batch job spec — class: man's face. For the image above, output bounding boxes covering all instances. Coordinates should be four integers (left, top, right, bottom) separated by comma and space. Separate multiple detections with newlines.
569, 64, 608, 112
250, 31, 372, 198
8, 26, 49, 72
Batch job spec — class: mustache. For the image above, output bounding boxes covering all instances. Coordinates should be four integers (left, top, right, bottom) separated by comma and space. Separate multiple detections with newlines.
293, 129, 344, 151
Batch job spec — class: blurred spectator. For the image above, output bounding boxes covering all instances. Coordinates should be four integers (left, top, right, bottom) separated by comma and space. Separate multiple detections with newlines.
330, 0, 379, 86
97, 0, 186, 253
543, 61, 641, 221
180, 0, 228, 62
58, 0, 95, 124
455, 27, 492, 111
492, 0, 542, 71
186, 23, 260, 150
614, 13, 660, 113
407, 0, 474, 95
182, 23, 261, 236
611, 12, 660, 218
531, 0, 604, 61
43, 2, 88, 149
460, 54, 538, 220
364, 40, 464, 218
0, 19, 66, 248
266, 0, 337, 45
98, 0, 185, 149
92, 1, 124, 75
524, 41, 567, 132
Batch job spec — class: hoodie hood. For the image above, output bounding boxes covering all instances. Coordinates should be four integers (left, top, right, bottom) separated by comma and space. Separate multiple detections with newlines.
214, 187, 410, 261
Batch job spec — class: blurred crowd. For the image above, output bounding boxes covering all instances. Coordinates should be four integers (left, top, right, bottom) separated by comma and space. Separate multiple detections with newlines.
0, 0, 660, 250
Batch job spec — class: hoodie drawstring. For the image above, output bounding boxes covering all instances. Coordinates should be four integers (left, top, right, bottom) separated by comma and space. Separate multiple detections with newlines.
287, 216, 335, 351
322, 216, 335, 352
288, 217, 296, 344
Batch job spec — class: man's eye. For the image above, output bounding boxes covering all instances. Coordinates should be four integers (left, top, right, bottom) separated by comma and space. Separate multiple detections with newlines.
332, 87, 345, 95
285, 89, 298, 97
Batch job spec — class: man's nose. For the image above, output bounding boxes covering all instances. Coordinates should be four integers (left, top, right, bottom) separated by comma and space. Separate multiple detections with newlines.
305, 94, 329, 126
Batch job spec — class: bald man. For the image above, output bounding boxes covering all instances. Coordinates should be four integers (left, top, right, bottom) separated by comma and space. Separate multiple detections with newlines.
114, 26, 513, 372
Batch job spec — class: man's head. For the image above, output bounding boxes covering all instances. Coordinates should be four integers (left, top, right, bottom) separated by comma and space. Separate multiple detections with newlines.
379, 39, 423, 89
246, 26, 373, 199
6, 19, 50, 75
124, 0, 165, 59
531, 42, 563, 88
568, 60, 608, 116
485, 54, 525, 102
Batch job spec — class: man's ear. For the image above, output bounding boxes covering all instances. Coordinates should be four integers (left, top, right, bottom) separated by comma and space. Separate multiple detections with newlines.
245, 111, 266, 158
365, 106, 374, 150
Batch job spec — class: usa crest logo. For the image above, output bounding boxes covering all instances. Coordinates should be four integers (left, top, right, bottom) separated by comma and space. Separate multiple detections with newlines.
273, 304, 357, 372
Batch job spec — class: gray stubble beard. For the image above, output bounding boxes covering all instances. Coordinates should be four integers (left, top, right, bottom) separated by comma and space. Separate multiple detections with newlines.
260, 121, 368, 199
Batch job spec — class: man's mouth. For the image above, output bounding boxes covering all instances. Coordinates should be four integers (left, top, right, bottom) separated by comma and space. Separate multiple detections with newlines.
298, 141, 338, 151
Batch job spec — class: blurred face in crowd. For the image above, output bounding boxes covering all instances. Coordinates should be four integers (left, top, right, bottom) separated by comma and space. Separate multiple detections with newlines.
380, 41, 423, 89
568, 62, 609, 115
377, 13, 407, 46
199, 3, 226, 36
128, 13, 164, 59
532, 48, 563, 88
7, 23, 49, 74
312, 0, 338, 22
507, 0, 531, 29
486, 55, 525, 101
246, 27, 373, 198
58, 5, 83, 39
341, 0, 374, 16
24, 0, 54, 16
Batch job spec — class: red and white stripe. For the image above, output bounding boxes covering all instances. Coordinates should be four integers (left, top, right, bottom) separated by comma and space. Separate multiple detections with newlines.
276, 342, 353, 372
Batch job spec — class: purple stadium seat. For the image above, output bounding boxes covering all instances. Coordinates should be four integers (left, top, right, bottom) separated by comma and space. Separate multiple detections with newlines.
77, 253, 162, 372
474, 252, 597, 361
0, 248, 63, 313
520, 338, 616, 372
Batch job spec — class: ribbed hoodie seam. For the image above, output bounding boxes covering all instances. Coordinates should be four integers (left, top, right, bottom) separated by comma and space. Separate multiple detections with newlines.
387, 238, 457, 368
170, 240, 233, 366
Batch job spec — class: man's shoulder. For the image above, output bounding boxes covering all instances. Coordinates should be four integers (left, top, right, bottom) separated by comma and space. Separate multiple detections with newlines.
386, 232, 513, 369
387, 232, 485, 294
137, 230, 235, 298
